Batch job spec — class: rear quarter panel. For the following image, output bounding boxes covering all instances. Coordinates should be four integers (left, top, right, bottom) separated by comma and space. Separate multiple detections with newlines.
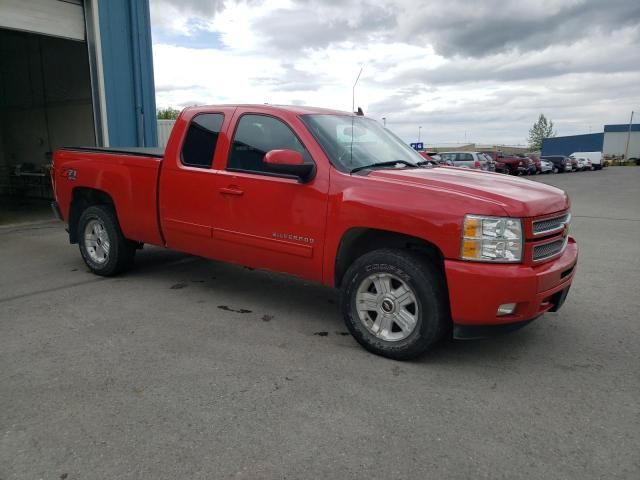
53, 150, 163, 245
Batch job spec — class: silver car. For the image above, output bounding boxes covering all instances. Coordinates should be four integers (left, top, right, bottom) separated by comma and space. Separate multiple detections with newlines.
540, 159, 553, 173
438, 152, 492, 171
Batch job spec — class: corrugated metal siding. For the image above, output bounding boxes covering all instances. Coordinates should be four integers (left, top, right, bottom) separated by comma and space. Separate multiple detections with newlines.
541, 133, 604, 156
157, 120, 175, 147
97, 0, 157, 147
604, 124, 640, 133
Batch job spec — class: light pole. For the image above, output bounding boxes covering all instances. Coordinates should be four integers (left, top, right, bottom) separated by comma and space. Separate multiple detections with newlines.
382, 117, 387, 127
418, 126, 422, 142
623, 110, 634, 162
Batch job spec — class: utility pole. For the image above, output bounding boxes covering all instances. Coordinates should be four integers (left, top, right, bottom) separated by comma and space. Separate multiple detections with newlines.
623, 111, 634, 162
418, 126, 422, 142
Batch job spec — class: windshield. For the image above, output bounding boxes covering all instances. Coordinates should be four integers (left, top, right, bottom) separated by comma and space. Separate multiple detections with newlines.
300, 114, 424, 172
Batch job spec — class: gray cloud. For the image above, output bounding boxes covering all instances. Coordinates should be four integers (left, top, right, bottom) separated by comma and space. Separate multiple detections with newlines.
150, 0, 640, 144
253, 2, 396, 52
253, 63, 333, 92
396, 0, 640, 58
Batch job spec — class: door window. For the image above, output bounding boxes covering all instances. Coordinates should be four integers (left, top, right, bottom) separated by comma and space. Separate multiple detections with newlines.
181, 113, 224, 168
228, 114, 312, 174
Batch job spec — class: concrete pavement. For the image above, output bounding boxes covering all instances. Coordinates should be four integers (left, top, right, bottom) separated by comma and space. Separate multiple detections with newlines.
1, 167, 639, 479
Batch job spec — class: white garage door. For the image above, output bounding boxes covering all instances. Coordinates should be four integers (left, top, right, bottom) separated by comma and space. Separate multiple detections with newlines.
0, 0, 85, 41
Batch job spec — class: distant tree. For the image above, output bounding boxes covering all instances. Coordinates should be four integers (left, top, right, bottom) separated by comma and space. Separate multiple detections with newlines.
157, 107, 180, 120
528, 114, 556, 151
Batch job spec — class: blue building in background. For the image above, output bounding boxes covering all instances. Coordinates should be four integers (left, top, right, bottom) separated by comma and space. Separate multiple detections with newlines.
542, 124, 640, 158
0, 0, 158, 197
541, 133, 604, 156
91, 0, 157, 147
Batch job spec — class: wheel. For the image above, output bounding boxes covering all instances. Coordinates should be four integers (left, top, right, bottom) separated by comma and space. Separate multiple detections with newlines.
340, 249, 448, 360
78, 205, 136, 276
552, 166, 558, 173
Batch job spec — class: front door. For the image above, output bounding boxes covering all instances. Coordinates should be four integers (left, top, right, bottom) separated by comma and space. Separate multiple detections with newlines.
212, 111, 329, 282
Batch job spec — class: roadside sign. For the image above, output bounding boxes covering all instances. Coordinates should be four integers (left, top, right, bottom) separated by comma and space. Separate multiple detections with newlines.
410, 142, 424, 150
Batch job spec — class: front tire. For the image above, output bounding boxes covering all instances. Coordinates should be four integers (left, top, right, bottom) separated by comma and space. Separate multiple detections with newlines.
78, 205, 136, 276
340, 249, 449, 360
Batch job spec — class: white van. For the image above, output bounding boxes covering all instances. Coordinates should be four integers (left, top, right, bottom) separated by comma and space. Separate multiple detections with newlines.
570, 151, 603, 170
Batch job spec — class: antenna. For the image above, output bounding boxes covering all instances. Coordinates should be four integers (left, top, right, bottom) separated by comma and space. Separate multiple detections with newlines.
352, 66, 363, 113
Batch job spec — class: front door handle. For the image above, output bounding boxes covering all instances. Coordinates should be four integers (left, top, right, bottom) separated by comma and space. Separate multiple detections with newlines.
219, 186, 244, 196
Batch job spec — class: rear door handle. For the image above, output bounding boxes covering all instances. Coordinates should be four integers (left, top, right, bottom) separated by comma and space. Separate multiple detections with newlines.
219, 186, 244, 196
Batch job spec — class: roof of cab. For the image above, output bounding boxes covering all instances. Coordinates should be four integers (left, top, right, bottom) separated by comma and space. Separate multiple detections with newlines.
184, 104, 353, 116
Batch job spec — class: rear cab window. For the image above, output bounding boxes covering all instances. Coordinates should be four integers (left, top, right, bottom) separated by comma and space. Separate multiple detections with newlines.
181, 113, 224, 168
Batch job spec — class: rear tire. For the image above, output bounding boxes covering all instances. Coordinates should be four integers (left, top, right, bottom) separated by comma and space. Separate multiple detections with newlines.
78, 205, 136, 276
340, 249, 449, 360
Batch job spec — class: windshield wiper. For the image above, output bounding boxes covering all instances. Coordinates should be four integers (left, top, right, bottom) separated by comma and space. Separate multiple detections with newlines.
350, 160, 418, 174
416, 160, 438, 167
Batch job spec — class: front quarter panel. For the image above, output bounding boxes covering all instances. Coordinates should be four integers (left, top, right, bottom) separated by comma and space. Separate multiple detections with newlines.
322, 168, 508, 286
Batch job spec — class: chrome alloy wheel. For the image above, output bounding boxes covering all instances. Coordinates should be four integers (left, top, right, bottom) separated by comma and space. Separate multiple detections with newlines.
355, 272, 419, 342
84, 219, 110, 264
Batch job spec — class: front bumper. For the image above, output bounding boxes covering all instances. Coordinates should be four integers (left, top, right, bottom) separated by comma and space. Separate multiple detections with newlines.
444, 237, 578, 327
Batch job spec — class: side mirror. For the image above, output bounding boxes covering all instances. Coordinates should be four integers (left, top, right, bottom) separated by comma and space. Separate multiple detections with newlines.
263, 149, 315, 182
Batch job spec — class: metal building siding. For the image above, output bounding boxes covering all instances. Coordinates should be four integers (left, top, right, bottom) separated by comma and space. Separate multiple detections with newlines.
541, 133, 604, 156
604, 124, 640, 133
97, 0, 157, 147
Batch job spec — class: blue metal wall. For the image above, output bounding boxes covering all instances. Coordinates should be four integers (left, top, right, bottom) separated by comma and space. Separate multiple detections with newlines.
604, 124, 640, 133
541, 133, 604, 156
97, 0, 157, 147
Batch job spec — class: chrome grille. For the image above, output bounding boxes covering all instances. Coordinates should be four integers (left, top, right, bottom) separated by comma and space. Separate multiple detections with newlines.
532, 213, 570, 236
533, 238, 567, 262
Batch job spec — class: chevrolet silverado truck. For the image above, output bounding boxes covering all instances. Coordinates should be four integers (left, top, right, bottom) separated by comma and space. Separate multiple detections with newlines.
51, 105, 578, 360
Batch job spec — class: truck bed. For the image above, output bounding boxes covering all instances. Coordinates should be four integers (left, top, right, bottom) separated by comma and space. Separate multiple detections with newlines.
52, 147, 164, 247
60, 146, 165, 158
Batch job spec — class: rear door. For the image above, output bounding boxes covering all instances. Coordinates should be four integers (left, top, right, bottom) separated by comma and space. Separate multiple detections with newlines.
158, 108, 234, 258
212, 108, 330, 281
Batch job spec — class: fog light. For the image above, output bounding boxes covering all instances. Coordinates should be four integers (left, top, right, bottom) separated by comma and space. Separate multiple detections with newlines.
497, 303, 517, 316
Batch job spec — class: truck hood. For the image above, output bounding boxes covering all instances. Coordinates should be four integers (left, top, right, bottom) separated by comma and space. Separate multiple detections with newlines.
367, 167, 569, 217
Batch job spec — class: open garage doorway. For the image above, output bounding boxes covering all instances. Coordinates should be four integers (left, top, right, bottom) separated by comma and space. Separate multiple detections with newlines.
0, 28, 96, 222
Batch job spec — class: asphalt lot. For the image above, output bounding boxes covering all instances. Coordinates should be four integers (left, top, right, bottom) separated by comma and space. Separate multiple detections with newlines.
1, 167, 639, 479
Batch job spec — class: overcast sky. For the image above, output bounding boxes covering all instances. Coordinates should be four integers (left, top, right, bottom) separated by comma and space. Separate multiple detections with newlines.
149, 0, 640, 145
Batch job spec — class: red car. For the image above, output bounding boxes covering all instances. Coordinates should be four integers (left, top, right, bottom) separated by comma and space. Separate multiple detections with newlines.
481, 151, 526, 175
51, 104, 577, 360
529, 154, 543, 174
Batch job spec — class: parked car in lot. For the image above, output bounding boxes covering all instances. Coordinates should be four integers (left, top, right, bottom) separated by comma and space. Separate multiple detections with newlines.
528, 154, 543, 174
539, 159, 554, 173
574, 157, 592, 171
518, 155, 537, 175
568, 157, 579, 172
438, 152, 492, 171
541, 155, 571, 173
481, 151, 526, 175
51, 104, 578, 360
570, 151, 602, 170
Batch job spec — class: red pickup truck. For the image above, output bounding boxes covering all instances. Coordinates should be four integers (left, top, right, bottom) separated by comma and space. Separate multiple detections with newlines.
51, 105, 577, 359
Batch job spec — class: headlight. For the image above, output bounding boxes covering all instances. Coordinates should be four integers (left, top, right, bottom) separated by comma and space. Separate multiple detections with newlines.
461, 215, 523, 263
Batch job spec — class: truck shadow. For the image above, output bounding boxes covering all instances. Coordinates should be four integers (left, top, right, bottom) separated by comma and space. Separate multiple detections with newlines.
128, 246, 344, 330
127, 246, 544, 364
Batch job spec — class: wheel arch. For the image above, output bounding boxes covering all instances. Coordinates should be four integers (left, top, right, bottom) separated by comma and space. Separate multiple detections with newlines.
68, 187, 117, 243
334, 228, 446, 288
